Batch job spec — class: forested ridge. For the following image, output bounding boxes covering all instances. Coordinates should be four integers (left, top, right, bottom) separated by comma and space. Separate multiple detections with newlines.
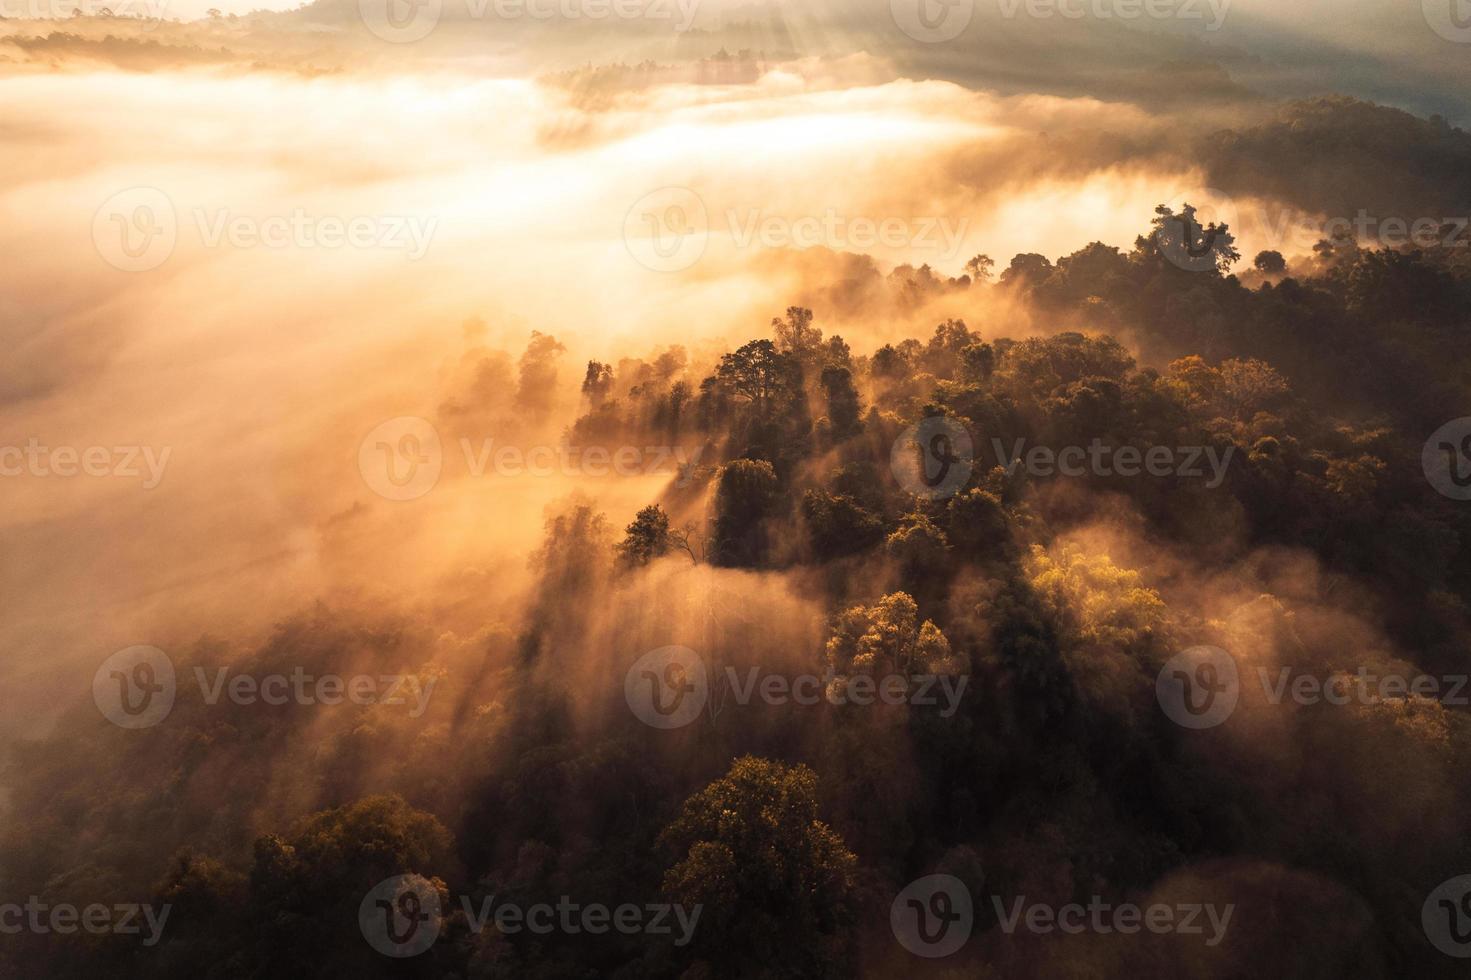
7, 203, 1471, 979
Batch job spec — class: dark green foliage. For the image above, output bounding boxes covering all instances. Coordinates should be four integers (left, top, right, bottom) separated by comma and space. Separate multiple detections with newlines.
658, 757, 858, 979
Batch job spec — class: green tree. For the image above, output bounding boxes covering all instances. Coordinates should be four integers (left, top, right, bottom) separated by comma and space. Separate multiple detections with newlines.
825, 592, 960, 680
712, 459, 780, 566
964, 253, 995, 283
716, 339, 802, 415
1254, 250, 1286, 274
801, 489, 882, 560
660, 757, 857, 978
618, 504, 672, 567
819, 364, 862, 439
771, 306, 822, 358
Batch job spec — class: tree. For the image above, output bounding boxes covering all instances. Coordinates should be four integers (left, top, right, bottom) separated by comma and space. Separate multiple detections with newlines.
819, 364, 862, 439
825, 592, 959, 680
823, 334, 853, 370
617, 504, 672, 567
516, 331, 566, 420
801, 489, 882, 561
922, 319, 977, 377
964, 253, 995, 283
771, 306, 822, 358
660, 757, 857, 978
1149, 203, 1240, 274
715, 340, 801, 415
581, 360, 614, 408
944, 488, 1011, 555
961, 341, 996, 380
999, 252, 1054, 288
885, 514, 952, 595
712, 459, 780, 566
1254, 250, 1287, 274
246, 796, 454, 975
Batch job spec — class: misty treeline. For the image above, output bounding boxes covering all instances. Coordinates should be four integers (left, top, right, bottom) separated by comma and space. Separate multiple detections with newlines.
6, 201, 1471, 979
